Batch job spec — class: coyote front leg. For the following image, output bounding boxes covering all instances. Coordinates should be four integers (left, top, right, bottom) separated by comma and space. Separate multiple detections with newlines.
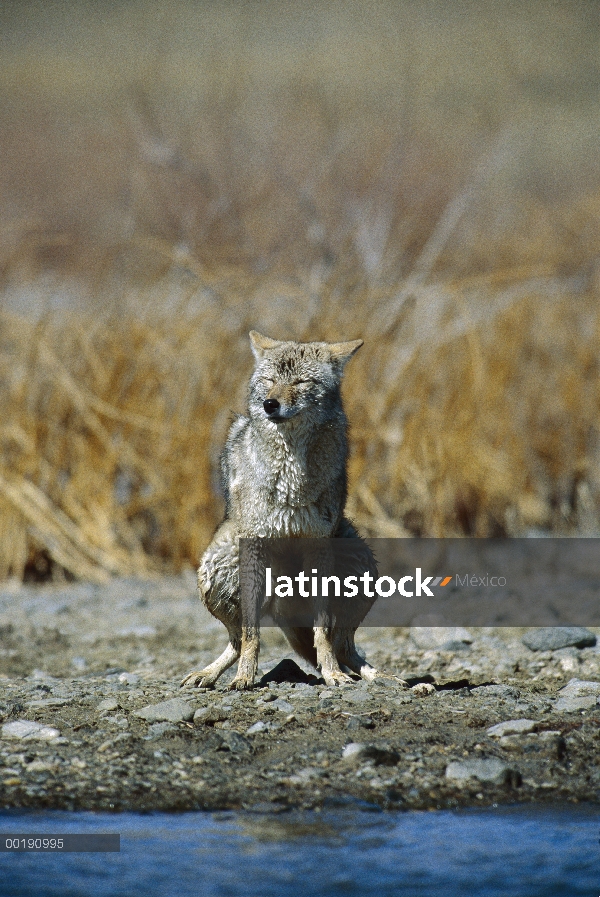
181, 525, 242, 689
228, 625, 260, 690
313, 626, 354, 686
228, 538, 266, 689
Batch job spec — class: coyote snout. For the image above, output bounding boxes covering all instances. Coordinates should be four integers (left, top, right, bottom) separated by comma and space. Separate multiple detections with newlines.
262, 389, 297, 421
181, 331, 393, 691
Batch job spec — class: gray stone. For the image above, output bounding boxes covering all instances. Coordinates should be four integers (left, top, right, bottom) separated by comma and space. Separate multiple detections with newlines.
341, 742, 399, 766
393, 694, 413, 705
445, 757, 519, 786
26, 698, 72, 709
410, 627, 473, 650
246, 721, 269, 735
143, 722, 177, 740
487, 719, 537, 738
271, 698, 294, 714
193, 707, 229, 725
554, 694, 598, 712
318, 698, 339, 710
554, 678, 600, 712
513, 703, 535, 716
2, 720, 61, 741
557, 678, 600, 697
346, 716, 375, 731
470, 685, 520, 699
118, 672, 140, 685
342, 690, 371, 705
97, 699, 120, 713
496, 735, 530, 751
134, 698, 195, 723
522, 628, 596, 652
286, 767, 322, 785
217, 731, 252, 754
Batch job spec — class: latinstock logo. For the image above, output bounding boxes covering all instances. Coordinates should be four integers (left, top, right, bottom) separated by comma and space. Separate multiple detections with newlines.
265, 567, 455, 599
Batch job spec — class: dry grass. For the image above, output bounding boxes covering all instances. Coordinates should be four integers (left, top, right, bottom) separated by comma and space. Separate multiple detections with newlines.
1, 0, 599, 580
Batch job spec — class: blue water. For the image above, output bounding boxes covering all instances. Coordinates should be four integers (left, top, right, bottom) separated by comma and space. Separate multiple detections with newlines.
0, 805, 597, 896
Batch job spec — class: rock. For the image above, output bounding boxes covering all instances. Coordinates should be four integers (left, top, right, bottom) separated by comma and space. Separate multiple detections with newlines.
487, 719, 537, 737
271, 698, 294, 714
257, 692, 277, 704
346, 716, 375, 730
470, 685, 520, 699
497, 735, 530, 751
2, 720, 61, 741
217, 731, 252, 754
342, 690, 371, 705
285, 767, 321, 785
513, 702, 535, 716
258, 659, 321, 686
445, 758, 520, 786
134, 698, 195, 723
25, 698, 72, 708
522, 628, 596, 652
341, 742, 399, 766
193, 707, 229, 725
143, 722, 177, 740
554, 678, 600, 712
26, 760, 58, 772
118, 672, 140, 685
97, 699, 120, 713
537, 732, 566, 759
410, 627, 473, 651
411, 682, 435, 697
554, 695, 598, 712
246, 721, 269, 735
557, 678, 600, 696
318, 698, 339, 710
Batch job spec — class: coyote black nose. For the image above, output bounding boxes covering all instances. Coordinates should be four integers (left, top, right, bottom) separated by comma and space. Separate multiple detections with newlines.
263, 398, 280, 415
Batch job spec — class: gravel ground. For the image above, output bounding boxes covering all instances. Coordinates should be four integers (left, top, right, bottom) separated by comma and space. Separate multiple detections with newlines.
1, 575, 599, 813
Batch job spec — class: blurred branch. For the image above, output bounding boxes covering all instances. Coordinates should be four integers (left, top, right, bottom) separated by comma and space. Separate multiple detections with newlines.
370, 127, 517, 338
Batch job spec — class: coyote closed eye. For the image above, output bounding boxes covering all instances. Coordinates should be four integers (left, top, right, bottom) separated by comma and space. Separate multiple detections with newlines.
181, 331, 396, 690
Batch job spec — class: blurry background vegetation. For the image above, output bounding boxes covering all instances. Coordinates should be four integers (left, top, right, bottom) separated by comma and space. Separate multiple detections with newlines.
1, 0, 599, 582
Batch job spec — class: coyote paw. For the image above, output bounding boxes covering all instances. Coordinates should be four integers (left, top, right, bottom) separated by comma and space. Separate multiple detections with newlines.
180, 670, 215, 689
228, 676, 255, 691
322, 669, 355, 687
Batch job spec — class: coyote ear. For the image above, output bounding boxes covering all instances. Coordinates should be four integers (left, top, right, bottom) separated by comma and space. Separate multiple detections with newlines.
249, 330, 282, 361
327, 339, 363, 369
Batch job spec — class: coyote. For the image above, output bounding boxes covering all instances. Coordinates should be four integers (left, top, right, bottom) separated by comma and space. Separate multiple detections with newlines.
181, 331, 383, 690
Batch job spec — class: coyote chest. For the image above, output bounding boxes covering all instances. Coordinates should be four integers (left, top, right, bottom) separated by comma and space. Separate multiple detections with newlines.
257, 428, 329, 537
269, 431, 309, 504
231, 423, 336, 538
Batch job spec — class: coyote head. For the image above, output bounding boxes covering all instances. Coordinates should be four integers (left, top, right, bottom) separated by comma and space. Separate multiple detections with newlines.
247, 331, 362, 426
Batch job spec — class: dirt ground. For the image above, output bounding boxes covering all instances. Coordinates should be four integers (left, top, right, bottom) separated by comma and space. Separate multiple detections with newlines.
0, 575, 599, 813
